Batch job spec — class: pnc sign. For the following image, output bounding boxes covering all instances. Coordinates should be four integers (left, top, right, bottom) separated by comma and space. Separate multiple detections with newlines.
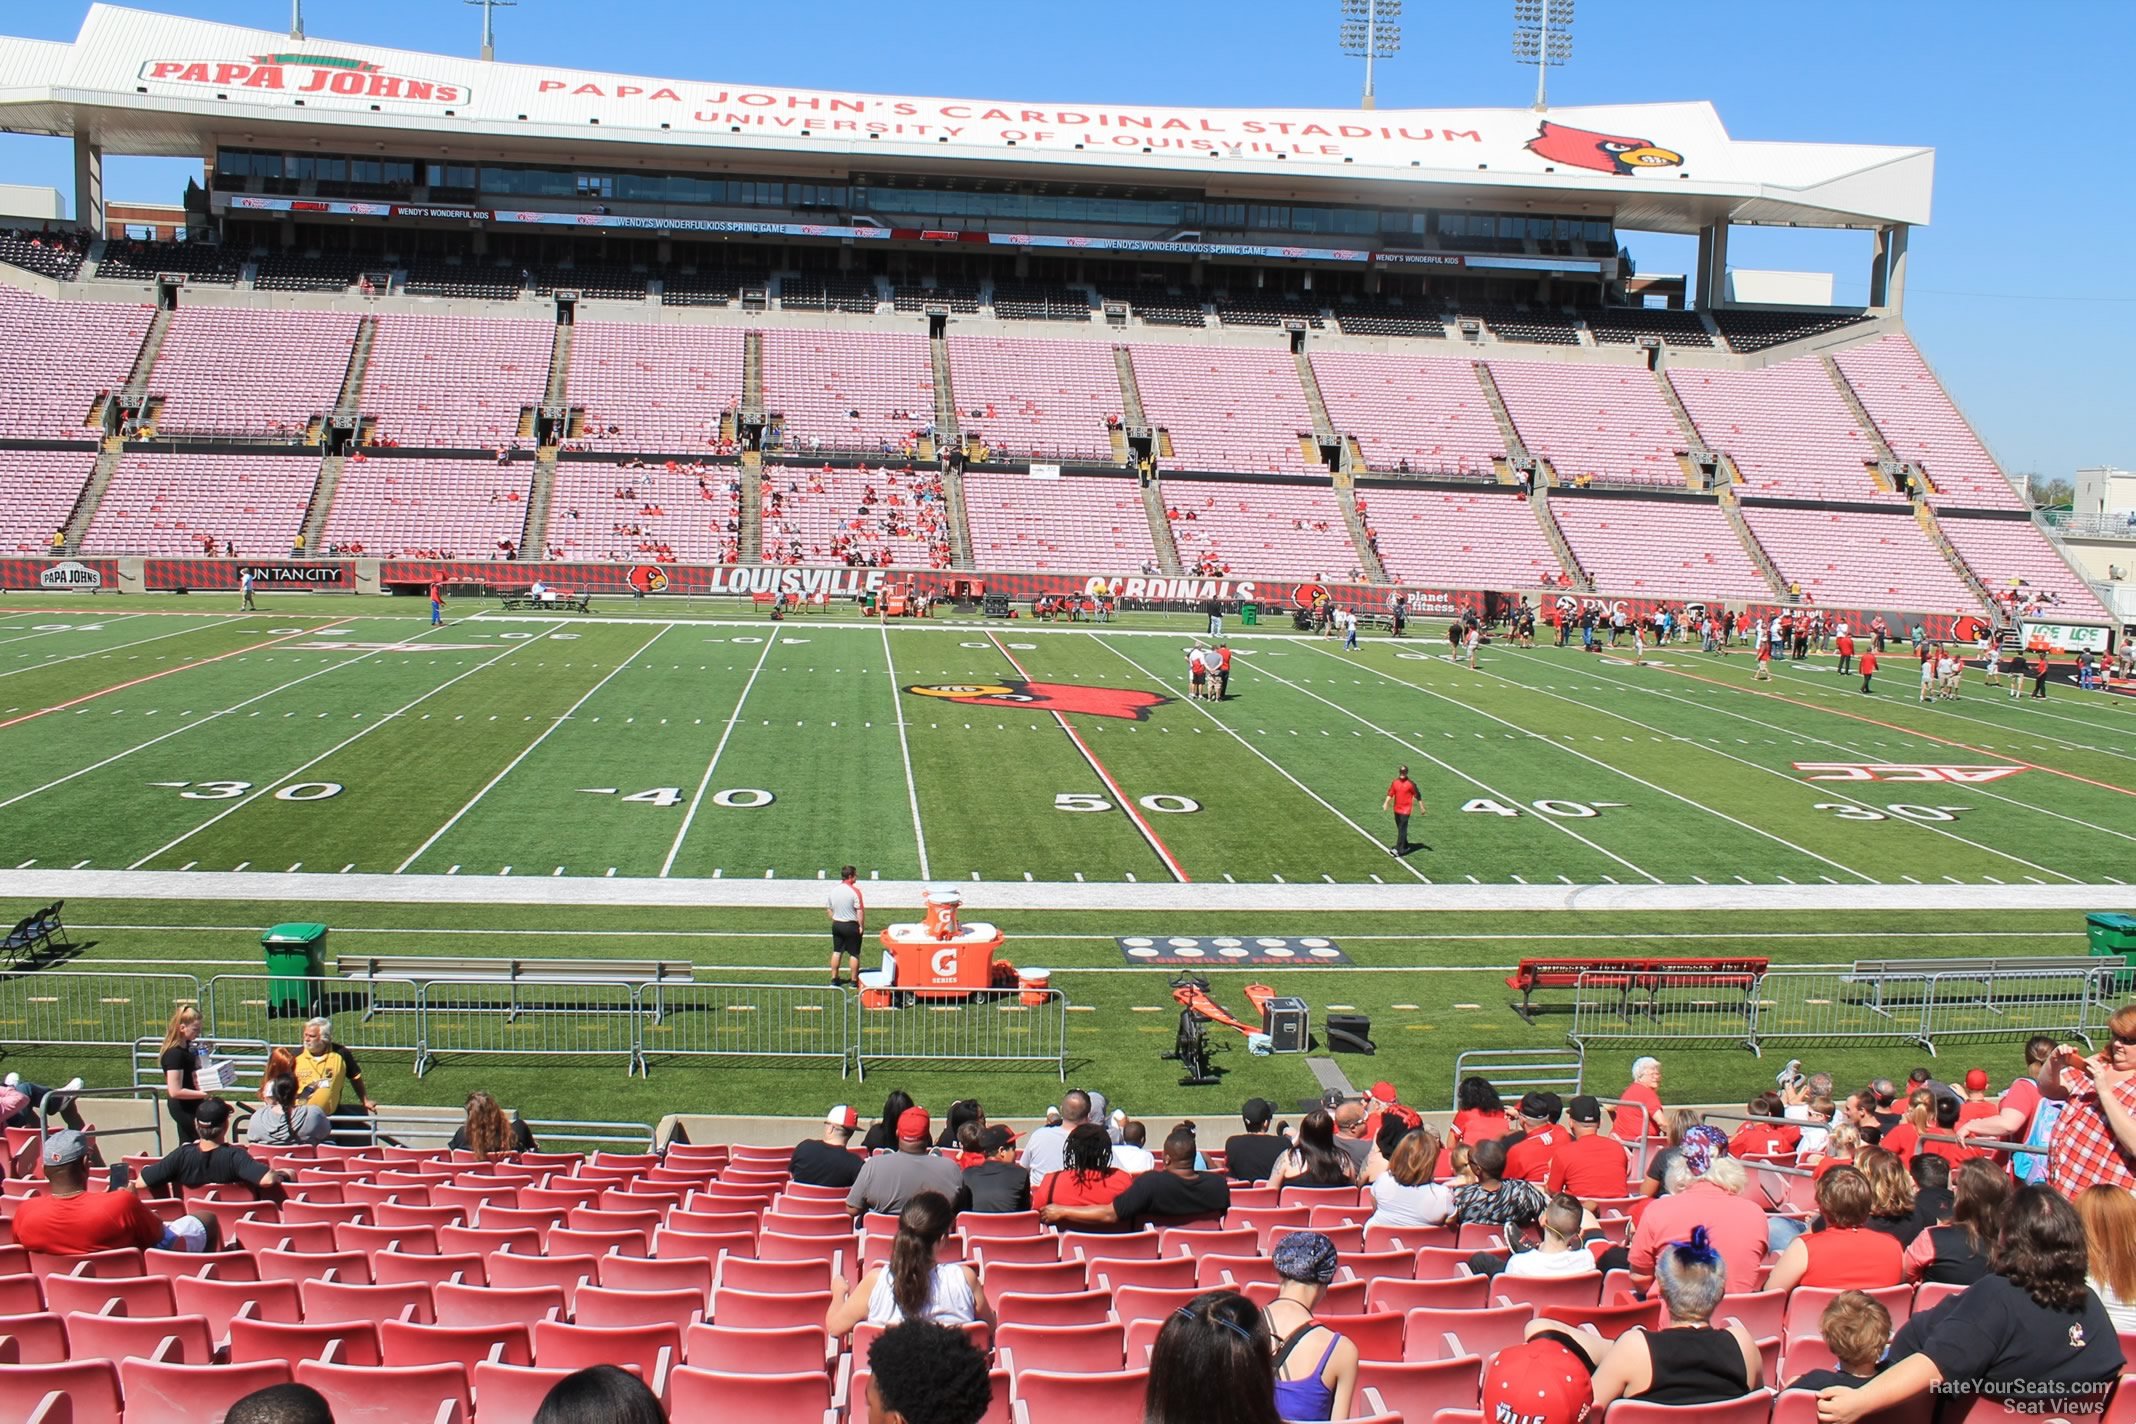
140, 54, 470, 106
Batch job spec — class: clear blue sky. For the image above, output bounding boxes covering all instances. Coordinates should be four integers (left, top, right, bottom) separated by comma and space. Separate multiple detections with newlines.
2, 0, 2129, 479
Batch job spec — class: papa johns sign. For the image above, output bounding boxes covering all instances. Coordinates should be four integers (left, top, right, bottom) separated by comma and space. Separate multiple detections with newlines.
141, 55, 470, 106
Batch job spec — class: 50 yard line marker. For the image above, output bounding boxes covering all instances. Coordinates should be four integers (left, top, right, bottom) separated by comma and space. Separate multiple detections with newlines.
880, 621, 931, 880
394, 624, 674, 874
660, 628, 779, 879
988, 631, 1187, 883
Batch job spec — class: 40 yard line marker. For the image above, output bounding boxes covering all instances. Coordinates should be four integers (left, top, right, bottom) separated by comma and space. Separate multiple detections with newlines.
662, 629, 779, 879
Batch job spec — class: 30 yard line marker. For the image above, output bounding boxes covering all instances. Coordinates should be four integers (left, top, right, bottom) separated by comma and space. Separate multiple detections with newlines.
394, 624, 673, 874
661, 628, 779, 878
879, 622, 931, 879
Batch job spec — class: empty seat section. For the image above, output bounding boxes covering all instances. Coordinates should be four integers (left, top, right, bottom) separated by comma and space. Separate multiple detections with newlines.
1309, 352, 1503, 477
82, 453, 315, 557
1550, 498, 1772, 600
149, 307, 358, 438
0, 285, 149, 438
761, 465, 949, 568
1831, 335, 2023, 510
1364, 486, 1562, 589
1165, 480, 1354, 578
1668, 359, 1893, 504
548, 459, 739, 564
569, 322, 743, 451
0, 451, 97, 554
363, 313, 553, 447
1129, 344, 1315, 474
1742, 506, 1979, 610
1489, 362, 1686, 488
760, 328, 932, 454
1939, 517, 2110, 620
963, 472, 1158, 571
945, 335, 1119, 463
318, 458, 534, 560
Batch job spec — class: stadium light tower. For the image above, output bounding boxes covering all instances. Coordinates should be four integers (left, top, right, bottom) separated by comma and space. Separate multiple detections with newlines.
290, 1, 303, 40
466, 0, 516, 62
1512, 0, 1573, 112
1338, 0, 1401, 110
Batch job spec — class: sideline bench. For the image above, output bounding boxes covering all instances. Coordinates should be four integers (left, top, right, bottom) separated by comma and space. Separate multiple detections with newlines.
1508, 955, 1769, 1025
335, 955, 694, 985
499, 592, 592, 612
1845, 955, 2105, 1017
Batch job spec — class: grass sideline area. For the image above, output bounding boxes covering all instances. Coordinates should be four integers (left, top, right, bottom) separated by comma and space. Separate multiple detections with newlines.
0, 898, 2114, 1131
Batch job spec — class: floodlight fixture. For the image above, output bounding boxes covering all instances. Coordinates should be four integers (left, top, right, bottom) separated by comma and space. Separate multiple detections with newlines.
1512, 0, 1573, 111
466, 0, 517, 63
1338, 0, 1402, 109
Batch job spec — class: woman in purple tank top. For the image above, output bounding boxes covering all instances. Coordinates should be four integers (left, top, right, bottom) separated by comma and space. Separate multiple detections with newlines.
1264, 1231, 1361, 1421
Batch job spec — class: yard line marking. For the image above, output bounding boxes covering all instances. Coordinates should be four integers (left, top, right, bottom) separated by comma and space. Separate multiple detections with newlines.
1101, 637, 1426, 882
879, 622, 931, 880
126, 628, 553, 870
0, 625, 461, 813
0, 614, 148, 649
0, 616, 245, 682
1250, 653, 1658, 882
0, 621, 356, 732
395, 625, 673, 874
989, 631, 1186, 883
1498, 650, 2099, 880
1328, 645, 1878, 883
661, 628, 780, 878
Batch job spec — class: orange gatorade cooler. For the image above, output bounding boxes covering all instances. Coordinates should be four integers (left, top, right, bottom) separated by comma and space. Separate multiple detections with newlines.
1019, 969, 1052, 1006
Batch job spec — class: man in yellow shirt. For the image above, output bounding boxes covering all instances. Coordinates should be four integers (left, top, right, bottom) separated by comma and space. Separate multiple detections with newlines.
293, 1017, 375, 1120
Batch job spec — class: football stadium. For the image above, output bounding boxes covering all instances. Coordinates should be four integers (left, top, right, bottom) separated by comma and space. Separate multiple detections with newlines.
0, 4, 2132, 1421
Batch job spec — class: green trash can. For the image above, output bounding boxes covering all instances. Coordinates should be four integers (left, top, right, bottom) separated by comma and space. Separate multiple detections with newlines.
261, 923, 328, 1018
2089, 913, 2136, 993
1240, 602, 1258, 627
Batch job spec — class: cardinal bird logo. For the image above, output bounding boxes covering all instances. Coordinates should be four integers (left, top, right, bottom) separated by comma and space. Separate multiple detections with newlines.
906, 680, 1169, 721
1526, 120, 1684, 176
626, 564, 669, 594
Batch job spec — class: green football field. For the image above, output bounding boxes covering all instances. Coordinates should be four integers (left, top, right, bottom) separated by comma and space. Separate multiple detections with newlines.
2, 595, 2132, 885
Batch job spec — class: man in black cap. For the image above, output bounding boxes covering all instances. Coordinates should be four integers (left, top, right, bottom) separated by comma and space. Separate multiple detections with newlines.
1501, 1091, 1565, 1183
138, 1098, 286, 1202
1223, 1098, 1289, 1184
1545, 1095, 1630, 1204
958, 1125, 1031, 1214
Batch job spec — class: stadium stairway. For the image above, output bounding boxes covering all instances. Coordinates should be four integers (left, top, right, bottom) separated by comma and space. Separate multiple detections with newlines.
60, 438, 124, 555
1140, 474, 1184, 575
941, 462, 976, 570
1294, 348, 1343, 459
1529, 483, 1591, 591
1335, 477, 1387, 584
297, 453, 346, 555
929, 327, 962, 458
1469, 362, 1534, 482
119, 304, 172, 405
739, 451, 763, 562
1820, 352, 1915, 498
1912, 500, 1996, 611
521, 451, 557, 560
1717, 488, 1790, 597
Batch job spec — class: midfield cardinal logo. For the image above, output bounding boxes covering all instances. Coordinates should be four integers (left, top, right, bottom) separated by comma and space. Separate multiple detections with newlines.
1526, 120, 1684, 176
626, 564, 669, 594
906, 680, 1169, 721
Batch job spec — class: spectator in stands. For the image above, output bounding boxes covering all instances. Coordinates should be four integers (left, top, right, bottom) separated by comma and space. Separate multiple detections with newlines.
936, 1099, 983, 1150
139, 1097, 284, 1202
828, 1192, 993, 1337
861, 1090, 917, 1153
448, 1090, 537, 1157
1856, 1147, 1925, 1244
1041, 1126, 1230, 1230
1616, 1058, 1666, 1142
1145, 1290, 1280, 1424
245, 1073, 331, 1148
0, 1072, 92, 1148
2038, 1018, 2136, 1197
13, 1130, 215, 1256
226, 1384, 339, 1424
1020, 1087, 1086, 1184
1223, 1098, 1290, 1184
1807, 1122, 1862, 1180
530, 1365, 663, 1424
1263, 1232, 1360, 1420
1109, 1117, 1156, 1173
849, 1107, 963, 1220
1365, 1128, 1456, 1230
1330, 1100, 1372, 1171
294, 1017, 376, 1129
1543, 1225, 1763, 1405
1450, 1077, 1514, 1147
1624, 1126, 1768, 1293
959, 1126, 1030, 1214
1449, 1137, 1546, 1232
1906, 1157, 2009, 1285
1909, 1153, 1956, 1223
1880, 1090, 1935, 1165
1545, 1095, 1630, 1203
1766, 1166, 1904, 1292
2074, 1184, 2136, 1330
1269, 1110, 1359, 1191
1032, 1123, 1133, 1223
1360, 1081, 1402, 1141
1817, 1186, 2126, 1423
792, 1105, 865, 1189
1504, 1194, 1603, 1280
1954, 1038, 2055, 1173
1504, 1092, 1566, 1182
1728, 1092, 1803, 1159
160, 1002, 213, 1144
1361, 1105, 1422, 1183
864, 1319, 994, 1424
1786, 1291, 1893, 1393
1638, 1108, 1704, 1199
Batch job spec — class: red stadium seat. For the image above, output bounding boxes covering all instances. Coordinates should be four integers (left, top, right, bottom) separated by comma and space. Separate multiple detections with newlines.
300, 1278, 435, 1325
683, 1322, 832, 1374
119, 1358, 292, 1424
1603, 1390, 1775, 1424
995, 1321, 1127, 1376
379, 1318, 532, 1369
228, 1316, 382, 1368
1006, 1367, 1149, 1424
0, 1360, 122, 1424
41, 1275, 174, 1319
295, 1359, 472, 1424
61, 1309, 213, 1364
668, 1366, 833, 1424
432, 1282, 565, 1330
1357, 1356, 1487, 1422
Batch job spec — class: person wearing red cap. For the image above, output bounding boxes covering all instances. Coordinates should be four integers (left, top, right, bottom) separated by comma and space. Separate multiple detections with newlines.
791, 1104, 863, 1190
1482, 1338, 1594, 1424
847, 1106, 963, 1220
1361, 1082, 1400, 1142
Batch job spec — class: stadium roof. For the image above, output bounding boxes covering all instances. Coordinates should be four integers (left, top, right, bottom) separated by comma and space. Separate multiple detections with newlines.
0, 4, 1933, 232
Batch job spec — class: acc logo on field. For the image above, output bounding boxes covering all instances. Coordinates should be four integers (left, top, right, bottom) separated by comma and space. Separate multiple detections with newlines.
627, 564, 669, 595
1794, 762, 2026, 784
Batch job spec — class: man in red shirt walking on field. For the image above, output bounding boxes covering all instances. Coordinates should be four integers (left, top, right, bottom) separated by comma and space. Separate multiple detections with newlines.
1383, 765, 1421, 857
1858, 647, 1879, 694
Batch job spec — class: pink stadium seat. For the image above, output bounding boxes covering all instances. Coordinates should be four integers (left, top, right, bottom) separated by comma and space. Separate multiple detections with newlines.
27, 1250, 143, 1284
1236, 1279, 1366, 1316
41, 1275, 174, 1319
1110, 1285, 1205, 1323
228, 1316, 382, 1367
599, 1255, 712, 1302
0, 1310, 68, 1363
532, 1320, 680, 1395
715, 1256, 835, 1296
1492, 1273, 1604, 1312
1130, 344, 1315, 473
1086, 1257, 1195, 1290
655, 1229, 756, 1263
682, 1322, 831, 1374
1310, 351, 1504, 477
372, 1251, 486, 1289
1603, 1390, 1774, 1424
0, 1278, 43, 1316
995, 1290, 1113, 1328
1162, 1227, 1255, 1259
379, 1318, 532, 1369
1550, 1299, 1662, 1340
995, 1321, 1127, 1376
570, 1285, 702, 1334
0, 1359, 122, 1424
981, 1261, 1087, 1297
960, 1213, 1044, 1240
1356, 1356, 1487, 1422
708, 1288, 834, 1331
1406, 1303, 1532, 1361
976, 1237, 1066, 1266
118, 1358, 292, 1424
483, 1254, 599, 1309
432, 1282, 565, 1330
472, 1362, 645, 1422
1783, 1284, 1912, 1340
1006, 1367, 1150, 1424
1772, 1388, 1934, 1424
61, 1309, 213, 1364
257, 1247, 370, 1285
170, 1275, 302, 1341
670, 1366, 833, 1423
294, 1359, 472, 1424
300, 1278, 435, 1326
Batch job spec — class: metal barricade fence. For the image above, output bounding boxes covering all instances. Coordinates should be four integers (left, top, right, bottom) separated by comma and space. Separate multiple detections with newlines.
1751, 968, 1938, 1054
1451, 1047, 1585, 1101
329, 1106, 656, 1154
1918, 966, 2107, 1051
0, 971, 203, 1049
414, 977, 646, 1078
203, 975, 425, 1063
854, 988, 1068, 1082
133, 1037, 277, 1101
638, 982, 852, 1076
1569, 970, 1759, 1052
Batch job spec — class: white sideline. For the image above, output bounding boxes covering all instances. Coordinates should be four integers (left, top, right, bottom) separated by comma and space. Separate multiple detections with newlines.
7, 867, 2133, 914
